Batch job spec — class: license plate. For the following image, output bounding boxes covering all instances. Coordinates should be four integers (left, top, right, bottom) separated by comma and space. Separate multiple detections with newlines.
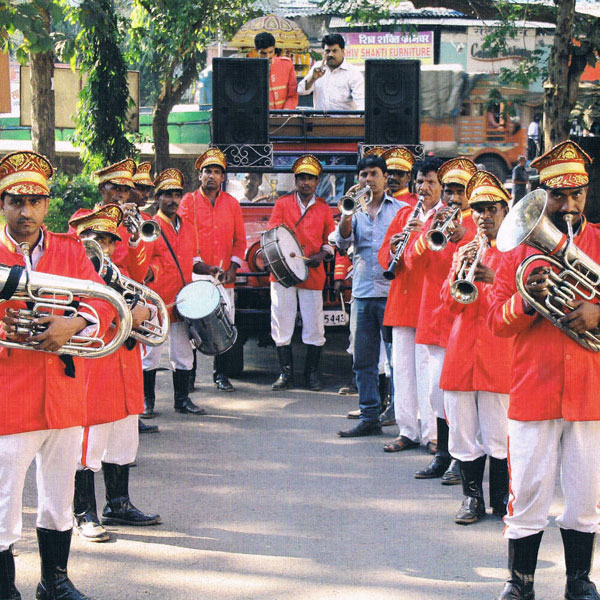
323, 310, 349, 327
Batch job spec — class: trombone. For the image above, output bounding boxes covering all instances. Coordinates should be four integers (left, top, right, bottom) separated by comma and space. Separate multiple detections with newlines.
450, 233, 488, 304
340, 185, 373, 216
425, 205, 462, 251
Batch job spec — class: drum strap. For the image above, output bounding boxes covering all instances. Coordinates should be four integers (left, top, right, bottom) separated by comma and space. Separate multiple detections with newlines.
294, 204, 313, 230
160, 228, 187, 288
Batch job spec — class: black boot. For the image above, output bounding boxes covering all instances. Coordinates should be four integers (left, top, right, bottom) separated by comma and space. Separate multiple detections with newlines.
213, 352, 234, 392
0, 546, 21, 600
73, 469, 109, 542
272, 345, 294, 390
173, 370, 206, 415
497, 532, 543, 600
189, 350, 197, 392
490, 457, 510, 517
141, 369, 157, 418
304, 345, 322, 391
455, 455, 487, 525
35, 528, 89, 600
138, 418, 159, 433
415, 418, 451, 479
441, 458, 462, 485
561, 529, 600, 600
101, 463, 161, 526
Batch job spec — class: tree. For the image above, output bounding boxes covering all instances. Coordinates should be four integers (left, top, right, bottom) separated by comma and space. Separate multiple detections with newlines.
128, 0, 260, 172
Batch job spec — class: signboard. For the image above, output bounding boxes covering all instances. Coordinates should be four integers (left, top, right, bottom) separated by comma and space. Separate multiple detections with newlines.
344, 31, 434, 65
20, 64, 139, 131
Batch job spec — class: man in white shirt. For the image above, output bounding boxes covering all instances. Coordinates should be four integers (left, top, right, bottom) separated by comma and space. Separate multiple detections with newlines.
298, 34, 364, 112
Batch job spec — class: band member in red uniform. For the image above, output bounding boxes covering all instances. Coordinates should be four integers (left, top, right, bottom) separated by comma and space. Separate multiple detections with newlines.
0, 152, 114, 600
378, 156, 442, 453
142, 168, 206, 416
132, 161, 155, 213
489, 141, 600, 600
178, 148, 247, 392
69, 205, 161, 544
405, 157, 477, 481
254, 32, 298, 110
267, 155, 335, 390
439, 170, 512, 525
382, 146, 418, 207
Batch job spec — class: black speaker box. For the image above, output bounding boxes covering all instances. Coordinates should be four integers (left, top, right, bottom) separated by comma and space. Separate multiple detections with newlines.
212, 58, 269, 144
364, 60, 420, 145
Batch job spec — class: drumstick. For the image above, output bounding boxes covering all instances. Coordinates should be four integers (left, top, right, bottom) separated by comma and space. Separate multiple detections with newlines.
289, 252, 311, 261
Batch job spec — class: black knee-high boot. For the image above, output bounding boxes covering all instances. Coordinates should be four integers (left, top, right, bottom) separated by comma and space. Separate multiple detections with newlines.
414, 417, 451, 478
497, 532, 543, 600
561, 529, 600, 600
0, 546, 20, 600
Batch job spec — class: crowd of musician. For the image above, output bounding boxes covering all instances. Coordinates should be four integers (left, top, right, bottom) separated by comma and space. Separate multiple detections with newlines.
0, 138, 598, 600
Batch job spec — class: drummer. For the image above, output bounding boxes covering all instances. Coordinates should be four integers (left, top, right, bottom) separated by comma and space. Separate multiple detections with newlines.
142, 168, 206, 417
267, 154, 335, 391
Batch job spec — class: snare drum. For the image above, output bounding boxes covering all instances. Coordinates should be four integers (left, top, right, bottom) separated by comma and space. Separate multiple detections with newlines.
176, 280, 237, 355
260, 225, 308, 288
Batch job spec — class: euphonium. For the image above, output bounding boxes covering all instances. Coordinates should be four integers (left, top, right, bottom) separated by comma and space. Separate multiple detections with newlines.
383, 195, 425, 280
450, 233, 488, 304
0, 243, 133, 357
496, 188, 600, 352
340, 185, 373, 216
425, 205, 462, 251
83, 238, 170, 347
123, 210, 161, 243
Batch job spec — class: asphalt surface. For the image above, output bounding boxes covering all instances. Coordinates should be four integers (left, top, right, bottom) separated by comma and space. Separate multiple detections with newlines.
16, 330, 584, 599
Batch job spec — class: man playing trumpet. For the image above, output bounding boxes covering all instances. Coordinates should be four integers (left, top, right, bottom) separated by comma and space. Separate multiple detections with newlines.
489, 141, 600, 600
439, 170, 512, 525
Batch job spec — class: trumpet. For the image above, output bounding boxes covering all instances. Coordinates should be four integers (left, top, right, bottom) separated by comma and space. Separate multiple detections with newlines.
123, 209, 161, 243
425, 205, 462, 251
340, 184, 373, 216
496, 188, 600, 352
0, 243, 133, 357
83, 238, 169, 347
383, 195, 425, 280
450, 233, 488, 304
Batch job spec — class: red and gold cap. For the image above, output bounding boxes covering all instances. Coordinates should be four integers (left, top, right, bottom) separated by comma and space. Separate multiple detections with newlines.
154, 168, 185, 194
133, 161, 154, 187
364, 146, 386, 158
438, 157, 477, 187
195, 148, 227, 172
292, 154, 322, 177
0, 151, 53, 196
382, 146, 416, 173
466, 170, 511, 206
94, 158, 136, 188
68, 204, 123, 241
531, 140, 591, 189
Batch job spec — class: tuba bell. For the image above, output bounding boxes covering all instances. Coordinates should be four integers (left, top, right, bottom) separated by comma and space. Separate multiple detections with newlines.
496, 188, 600, 352
0, 243, 133, 357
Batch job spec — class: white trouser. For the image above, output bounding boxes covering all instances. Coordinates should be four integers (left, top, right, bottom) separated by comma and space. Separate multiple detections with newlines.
445, 390, 508, 461
504, 419, 600, 540
0, 427, 81, 550
79, 415, 139, 472
418, 343, 446, 419
392, 327, 431, 443
142, 321, 195, 371
270, 282, 325, 347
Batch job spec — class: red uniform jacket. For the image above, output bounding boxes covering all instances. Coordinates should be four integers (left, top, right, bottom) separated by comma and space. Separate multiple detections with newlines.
178, 189, 246, 289
393, 188, 418, 208
334, 253, 352, 281
147, 212, 196, 321
69, 207, 150, 284
270, 57, 298, 110
379, 205, 425, 329
488, 219, 600, 421
405, 209, 477, 347
267, 193, 335, 290
440, 243, 513, 393
0, 227, 113, 435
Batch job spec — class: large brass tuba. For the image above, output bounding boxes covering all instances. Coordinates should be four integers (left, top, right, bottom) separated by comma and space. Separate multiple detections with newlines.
0, 243, 133, 357
84, 238, 170, 347
496, 188, 600, 352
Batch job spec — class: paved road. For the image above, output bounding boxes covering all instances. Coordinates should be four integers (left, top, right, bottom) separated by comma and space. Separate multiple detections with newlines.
17, 331, 579, 599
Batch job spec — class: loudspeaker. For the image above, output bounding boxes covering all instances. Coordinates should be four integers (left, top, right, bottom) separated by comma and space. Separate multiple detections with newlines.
212, 58, 269, 144
365, 60, 420, 145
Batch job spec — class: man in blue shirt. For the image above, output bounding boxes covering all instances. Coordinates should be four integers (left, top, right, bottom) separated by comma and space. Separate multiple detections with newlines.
335, 154, 407, 436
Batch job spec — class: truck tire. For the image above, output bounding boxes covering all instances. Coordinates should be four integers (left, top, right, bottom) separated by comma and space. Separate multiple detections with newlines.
227, 334, 245, 378
477, 155, 509, 183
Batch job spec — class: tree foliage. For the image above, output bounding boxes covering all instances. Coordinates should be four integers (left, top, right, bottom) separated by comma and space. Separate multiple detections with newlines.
47, 171, 100, 232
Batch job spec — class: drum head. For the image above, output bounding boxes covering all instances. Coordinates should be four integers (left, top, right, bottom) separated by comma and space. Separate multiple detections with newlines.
276, 227, 308, 281
176, 281, 220, 319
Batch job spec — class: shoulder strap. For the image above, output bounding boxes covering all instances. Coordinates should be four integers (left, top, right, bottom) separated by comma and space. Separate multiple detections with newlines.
160, 224, 186, 287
